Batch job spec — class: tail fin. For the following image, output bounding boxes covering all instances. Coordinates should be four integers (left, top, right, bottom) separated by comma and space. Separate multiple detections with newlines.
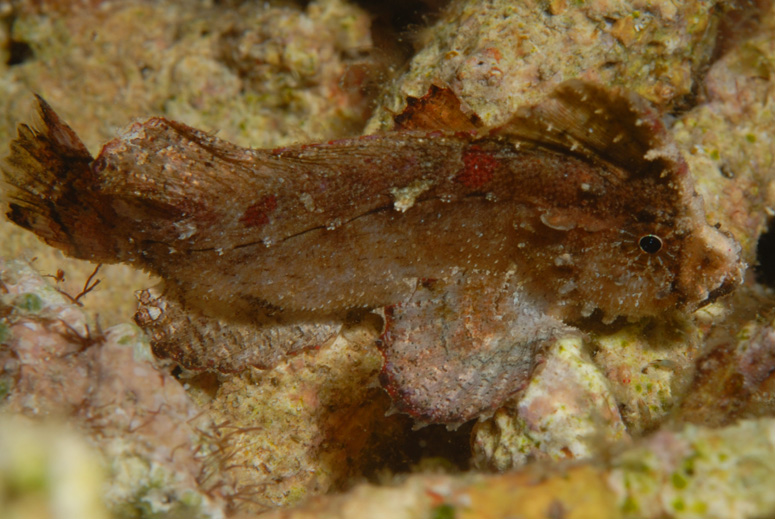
2, 96, 119, 262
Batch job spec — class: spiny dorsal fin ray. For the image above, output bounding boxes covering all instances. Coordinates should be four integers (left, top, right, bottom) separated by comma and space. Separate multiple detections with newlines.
495, 80, 682, 180
33, 94, 93, 159
392, 84, 482, 133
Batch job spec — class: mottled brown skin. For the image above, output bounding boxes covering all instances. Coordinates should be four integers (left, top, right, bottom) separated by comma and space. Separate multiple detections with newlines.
134, 288, 342, 373
2, 82, 743, 423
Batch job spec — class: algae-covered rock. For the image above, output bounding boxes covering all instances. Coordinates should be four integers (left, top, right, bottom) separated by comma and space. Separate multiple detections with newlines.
672, 9, 775, 263
0, 258, 224, 518
610, 419, 775, 519
189, 319, 408, 510
260, 419, 775, 519
0, 417, 109, 519
367, 0, 724, 132
1, 0, 775, 517
0, 257, 413, 515
676, 300, 775, 426
472, 336, 629, 471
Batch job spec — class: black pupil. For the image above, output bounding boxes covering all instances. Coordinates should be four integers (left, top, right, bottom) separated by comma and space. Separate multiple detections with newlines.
639, 235, 662, 254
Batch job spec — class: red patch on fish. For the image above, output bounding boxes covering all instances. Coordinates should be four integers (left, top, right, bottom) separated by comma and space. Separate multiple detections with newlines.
455, 146, 498, 189
240, 195, 277, 227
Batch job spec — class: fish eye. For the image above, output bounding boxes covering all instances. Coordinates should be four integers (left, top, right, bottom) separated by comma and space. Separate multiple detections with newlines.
639, 234, 663, 254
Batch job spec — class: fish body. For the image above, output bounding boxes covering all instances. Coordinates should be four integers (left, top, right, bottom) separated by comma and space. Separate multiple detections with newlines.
2, 81, 743, 423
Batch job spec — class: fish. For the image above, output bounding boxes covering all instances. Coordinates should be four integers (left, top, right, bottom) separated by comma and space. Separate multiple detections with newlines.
1, 80, 743, 423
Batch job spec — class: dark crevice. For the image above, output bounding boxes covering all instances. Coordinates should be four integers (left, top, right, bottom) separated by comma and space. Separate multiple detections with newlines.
353, 0, 450, 65
755, 219, 775, 287
398, 419, 475, 471
711, 0, 774, 63
360, 416, 475, 479
353, 0, 448, 34
6, 39, 33, 66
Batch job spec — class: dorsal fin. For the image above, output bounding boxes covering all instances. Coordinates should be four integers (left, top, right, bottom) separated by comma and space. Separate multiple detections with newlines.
495, 80, 682, 179
392, 85, 482, 132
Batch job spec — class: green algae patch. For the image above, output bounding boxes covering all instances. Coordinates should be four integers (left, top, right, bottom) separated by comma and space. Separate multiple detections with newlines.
431, 503, 456, 519
15, 293, 43, 313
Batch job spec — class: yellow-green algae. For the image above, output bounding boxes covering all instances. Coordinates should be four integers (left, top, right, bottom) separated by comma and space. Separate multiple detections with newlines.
196, 321, 402, 509
473, 336, 629, 471
610, 419, 775, 519
592, 315, 702, 435
0, 417, 109, 519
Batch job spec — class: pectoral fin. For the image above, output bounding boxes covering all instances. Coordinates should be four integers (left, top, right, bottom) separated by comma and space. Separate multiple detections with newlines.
377, 269, 572, 425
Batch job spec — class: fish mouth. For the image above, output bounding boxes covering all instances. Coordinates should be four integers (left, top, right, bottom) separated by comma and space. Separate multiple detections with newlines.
704, 284, 733, 306
697, 267, 745, 308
